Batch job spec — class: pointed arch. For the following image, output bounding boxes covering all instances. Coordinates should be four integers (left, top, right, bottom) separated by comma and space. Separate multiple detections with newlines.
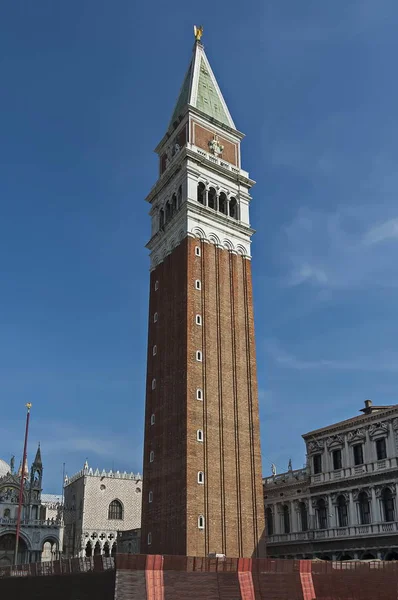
108, 499, 123, 520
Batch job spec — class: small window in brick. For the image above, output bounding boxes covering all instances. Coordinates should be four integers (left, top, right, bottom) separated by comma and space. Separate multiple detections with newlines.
150, 451, 154, 463
376, 438, 387, 460
313, 454, 322, 474
195, 280, 201, 290
147, 532, 152, 545
153, 345, 157, 356
151, 378, 156, 390
196, 389, 203, 401
198, 515, 205, 530
197, 471, 204, 484
196, 350, 202, 362
197, 429, 203, 442
196, 314, 202, 325
153, 312, 158, 323
149, 491, 153, 503
195, 246, 201, 257
150, 414, 155, 426
155, 281, 159, 291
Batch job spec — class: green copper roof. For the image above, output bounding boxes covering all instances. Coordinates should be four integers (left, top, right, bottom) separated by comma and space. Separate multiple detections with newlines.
168, 43, 235, 131
196, 58, 230, 126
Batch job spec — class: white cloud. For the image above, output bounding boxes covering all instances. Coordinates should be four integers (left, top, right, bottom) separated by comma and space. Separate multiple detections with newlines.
363, 218, 398, 246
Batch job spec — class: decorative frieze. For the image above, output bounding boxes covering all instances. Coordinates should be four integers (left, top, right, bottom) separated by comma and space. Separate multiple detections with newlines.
368, 421, 388, 438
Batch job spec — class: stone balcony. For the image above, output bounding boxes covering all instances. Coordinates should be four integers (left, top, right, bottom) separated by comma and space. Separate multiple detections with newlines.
311, 458, 398, 485
268, 521, 398, 545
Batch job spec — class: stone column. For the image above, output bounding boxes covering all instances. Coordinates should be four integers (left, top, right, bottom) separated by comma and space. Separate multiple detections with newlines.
370, 487, 380, 523
387, 422, 395, 461
348, 491, 356, 526
344, 437, 351, 470
290, 501, 297, 532
327, 495, 335, 528
204, 188, 209, 207
364, 428, 371, 466
215, 193, 219, 212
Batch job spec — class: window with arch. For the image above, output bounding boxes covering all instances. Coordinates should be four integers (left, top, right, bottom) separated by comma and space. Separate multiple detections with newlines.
317, 499, 328, 530
108, 499, 123, 520
196, 350, 202, 362
196, 388, 203, 401
196, 314, 202, 325
159, 209, 165, 229
3, 508, 10, 519
282, 505, 290, 534
337, 495, 348, 528
266, 507, 273, 536
149, 491, 153, 503
299, 502, 308, 532
150, 414, 155, 425
195, 246, 201, 257
219, 192, 227, 215
165, 201, 172, 222
208, 187, 216, 210
229, 197, 238, 219
153, 312, 158, 323
197, 429, 203, 442
198, 515, 205, 529
153, 345, 157, 356
382, 488, 395, 522
147, 532, 152, 545
172, 193, 177, 214
197, 182, 206, 205
150, 451, 154, 463
155, 281, 159, 291
358, 491, 371, 525
177, 185, 182, 208
151, 378, 156, 390
197, 471, 204, 484
195, 279, 201, 290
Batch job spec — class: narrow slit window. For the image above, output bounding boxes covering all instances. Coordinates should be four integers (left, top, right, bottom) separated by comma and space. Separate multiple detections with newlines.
195, 246, 201, 257
198, 515, 205, 529
197, 471, 204, 484
196, 315, 202, 325
196, 389, 203, 401
149, 491, 153, 503
151, 378, 156, 390
150, 414, 155, 426
147, 532, 152, 545
153, 312, 158, 323
155, 281, 159, 291
153, 345, 157, 356
196, 351, 202, 362
195, 280, 201, 290
197, 429, 203, 442
149, 451, 154, 463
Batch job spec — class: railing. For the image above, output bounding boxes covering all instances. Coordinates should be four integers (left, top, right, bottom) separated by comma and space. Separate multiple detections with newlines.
0, 517, 61, 527
309, 458, 397, 484
268, 521, 398, 544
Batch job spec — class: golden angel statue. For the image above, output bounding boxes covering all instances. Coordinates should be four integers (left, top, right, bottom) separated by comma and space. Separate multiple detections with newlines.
194, 25, 204, 42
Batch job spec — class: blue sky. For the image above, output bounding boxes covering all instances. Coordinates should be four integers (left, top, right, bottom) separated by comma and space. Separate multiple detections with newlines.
1, 1, 398, 492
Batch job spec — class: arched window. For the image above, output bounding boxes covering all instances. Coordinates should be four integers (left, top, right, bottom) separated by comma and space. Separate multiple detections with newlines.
197, 471, 204, 484
196, 350, 202, 362
266, 507, 273, 536
159, 209, 165, 229
208, 187, 216, 210
153, 345, 157, 356
229, 197, 238, 219
150, 414, 155, 425
165, 201, 172, 222
198, 515, 205, 529
196, 315, 202, 325
282, 505, 290, 534
177, 185, 182, 208
382, 488, 395, 522
317, 499, 328, 530
337, 495, 348, 528
149, 491, 153, 503
85, 541, 92, 557
299, 502, 308, 532
108, 499, 123, 520
218, 192, 227, 215
152, 378, 156, 390
3, 508, 10, 519
197, 429, 203, 442
153, 312, 158, 323
103, 542, 110, 557
197, 182, 206, 205
196, 388, 203, 401
172, 193, 177, 214
150, 451, 154, 463
94, 541, 101, 555
358, 491, 371, 525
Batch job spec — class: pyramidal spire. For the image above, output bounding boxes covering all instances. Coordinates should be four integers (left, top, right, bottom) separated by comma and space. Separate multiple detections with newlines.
169, 28, 236, 132
33, 443, 42, 467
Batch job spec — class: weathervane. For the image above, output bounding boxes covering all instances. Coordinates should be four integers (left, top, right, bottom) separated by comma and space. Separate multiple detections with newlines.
194, 25, 204, 42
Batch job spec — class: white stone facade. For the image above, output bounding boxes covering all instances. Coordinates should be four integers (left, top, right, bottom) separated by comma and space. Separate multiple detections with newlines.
63, 462, 142, 558
264, 400, 398, 561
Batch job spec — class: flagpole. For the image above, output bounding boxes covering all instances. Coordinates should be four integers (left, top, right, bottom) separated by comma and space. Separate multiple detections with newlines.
14, 403, 32, 566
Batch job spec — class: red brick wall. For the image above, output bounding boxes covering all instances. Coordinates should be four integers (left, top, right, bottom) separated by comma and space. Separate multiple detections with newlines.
191, 122, 238, 166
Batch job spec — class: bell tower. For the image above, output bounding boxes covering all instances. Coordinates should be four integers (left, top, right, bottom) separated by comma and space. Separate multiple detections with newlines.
141, 29, 265, 558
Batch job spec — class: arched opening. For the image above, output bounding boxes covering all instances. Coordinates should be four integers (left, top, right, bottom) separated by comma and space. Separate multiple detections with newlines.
172, 193, 177, 214
266, 507, 273, 536
165, 201, 172, 222
208, 187, 216, 210
108, 499, 123, 520
229, 197, 238, 219
385, 551, 398, 561
282, 505, 290, 534
0, 533, 28, 565
218, 192, 227, 215
41, 539, 58, 562
340, 553, 353, 561
94, 541, 101, 556
111, 543, 117, 557
299, 502, 308, 532
317, 499, 328, 530
358, 491, 371, 525
337, 495, 348, 527
197, 182, 206, 205
320, 555, 331, 561
85, 541, 92, 557
382, 488, 395, 522
159, 208, 165, 229
103, 542, 110, 557
177, 185, 182, 208
362, 552, 376, 560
